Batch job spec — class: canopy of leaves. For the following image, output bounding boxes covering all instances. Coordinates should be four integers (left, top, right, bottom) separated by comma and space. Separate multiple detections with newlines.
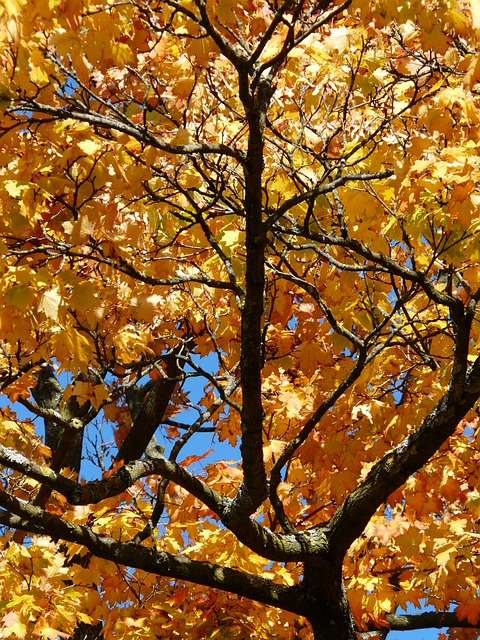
1, 0, 480, 639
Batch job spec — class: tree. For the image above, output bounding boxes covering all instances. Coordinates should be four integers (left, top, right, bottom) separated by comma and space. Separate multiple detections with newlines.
0, 0, 480, 638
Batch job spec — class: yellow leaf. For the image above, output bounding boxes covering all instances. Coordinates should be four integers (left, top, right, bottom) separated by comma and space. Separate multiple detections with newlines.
1, 0, 25, 16
278, 388, 304, 419
39, 286, 61, 321
172, 127, 192, 145
4, 180, 29, 198
218, 228, 242, 258
112, 326, 153, 362
75, 612, 94, 625
471, 3, 480, 29
263, 439, 287, 462
376, 594, 393, 613
29, 50, 49, 85
33, 620, 62, 640
351, 403, 373, 423
65, 280, 97, 311
129, 293, 163, 323
436, 542, 456, 568
111, 41, 133, 68
5, 284, 36, 311
296, 341, 334, 377
1, 612, 27, 639
466, 489, 480, 517
77, 139, 102, 155
51, 326, 92, 370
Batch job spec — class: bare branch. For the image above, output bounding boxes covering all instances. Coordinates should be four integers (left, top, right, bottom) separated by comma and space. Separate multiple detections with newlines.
8, 101, 246, 162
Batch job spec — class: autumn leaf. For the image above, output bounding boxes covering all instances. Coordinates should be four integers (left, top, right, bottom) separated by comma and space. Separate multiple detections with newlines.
1, 612, 27, 639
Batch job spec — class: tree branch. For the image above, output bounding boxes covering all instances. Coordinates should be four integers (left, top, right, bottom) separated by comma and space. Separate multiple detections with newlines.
115, 353, 182, 464
8, 102, 246, 162
384, 611, 480, 631
0, 444, 331, 562
326, 353, 480, 557
267, 169, 395, 229
0, 491, 301, 616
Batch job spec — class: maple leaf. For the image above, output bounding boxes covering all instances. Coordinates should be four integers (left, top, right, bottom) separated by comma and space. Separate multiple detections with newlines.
456, 601, 480, 625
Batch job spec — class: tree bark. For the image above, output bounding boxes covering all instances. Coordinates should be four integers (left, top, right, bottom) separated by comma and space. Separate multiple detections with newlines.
31, 368, 102, 640
31, 366, 88, 474
115, 353, 181, 464
301, 562, 357, 640
70, 622, 103, 640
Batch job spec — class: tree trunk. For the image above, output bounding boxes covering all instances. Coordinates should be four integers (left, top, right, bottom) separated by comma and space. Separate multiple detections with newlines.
31, 365, 87, 473
302, 562, 357, 640
32, 369, 101, 640
70, 622, 103, 640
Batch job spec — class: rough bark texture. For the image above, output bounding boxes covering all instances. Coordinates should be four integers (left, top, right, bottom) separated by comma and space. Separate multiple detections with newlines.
115, 353, 181, 464
70, 622, 103, 640
300, 563, 357, 640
